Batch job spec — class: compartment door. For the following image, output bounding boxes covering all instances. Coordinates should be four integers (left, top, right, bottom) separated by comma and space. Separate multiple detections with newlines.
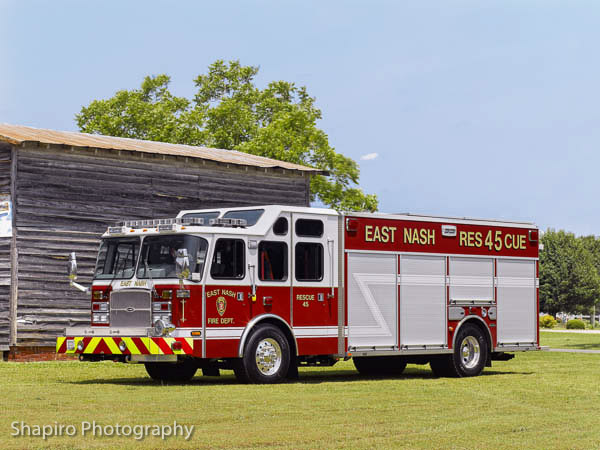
399, 255, 447, 347
347, 253, 397, 348
497, 259, 537, 345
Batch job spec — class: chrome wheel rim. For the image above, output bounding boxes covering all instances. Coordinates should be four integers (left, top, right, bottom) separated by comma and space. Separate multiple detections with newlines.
460, 336, 480, 369
255, 338, 282, 376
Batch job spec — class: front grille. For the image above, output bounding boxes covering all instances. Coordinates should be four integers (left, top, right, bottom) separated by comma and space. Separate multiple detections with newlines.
110, 290, 151, 327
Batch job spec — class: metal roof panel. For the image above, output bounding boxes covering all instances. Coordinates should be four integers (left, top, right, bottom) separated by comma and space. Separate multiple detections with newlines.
0, 123, 325, 174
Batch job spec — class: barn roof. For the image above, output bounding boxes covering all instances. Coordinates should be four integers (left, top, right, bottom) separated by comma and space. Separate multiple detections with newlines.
0, 123, 325, 174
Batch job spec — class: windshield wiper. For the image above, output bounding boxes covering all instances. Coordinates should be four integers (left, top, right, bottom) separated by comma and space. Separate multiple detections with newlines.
105, 246, 132, 294
144, 256, 159, 298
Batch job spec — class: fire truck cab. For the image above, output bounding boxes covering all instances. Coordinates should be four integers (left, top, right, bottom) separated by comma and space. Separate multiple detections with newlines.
58, 205, 540, 383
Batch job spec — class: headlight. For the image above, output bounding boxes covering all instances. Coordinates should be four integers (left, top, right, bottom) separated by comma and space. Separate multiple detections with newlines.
119, 340, 127, 352
77, 341, 84, 352
92, 313, 109, 323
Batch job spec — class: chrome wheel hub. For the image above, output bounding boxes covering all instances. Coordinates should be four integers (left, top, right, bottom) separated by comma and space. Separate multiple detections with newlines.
460, 336, 481, 369
255, 338, 282, 376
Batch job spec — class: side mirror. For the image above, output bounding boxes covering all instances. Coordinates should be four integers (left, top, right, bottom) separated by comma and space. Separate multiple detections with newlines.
68, 252, 89, 293
69, 252, 78, 281
175, 248, 190, 285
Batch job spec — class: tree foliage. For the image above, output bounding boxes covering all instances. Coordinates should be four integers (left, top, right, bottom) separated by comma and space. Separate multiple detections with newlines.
76, 60, 377, 212
539, 230, 600, 315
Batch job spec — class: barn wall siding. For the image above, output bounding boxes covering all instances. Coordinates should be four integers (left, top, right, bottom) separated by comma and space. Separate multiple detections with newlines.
14, 144, 310, 346
0, 144, 11, 349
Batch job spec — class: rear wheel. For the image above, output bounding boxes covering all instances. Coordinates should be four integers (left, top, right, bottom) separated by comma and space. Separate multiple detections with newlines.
235, 324, 290, 384
145, 360, 197, 382
430, 323, 488, 377
353, 356, 407, 376
429, 356, 454, 377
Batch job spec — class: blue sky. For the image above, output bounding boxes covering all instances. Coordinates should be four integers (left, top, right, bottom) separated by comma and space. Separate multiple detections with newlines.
2, 1, 599, 235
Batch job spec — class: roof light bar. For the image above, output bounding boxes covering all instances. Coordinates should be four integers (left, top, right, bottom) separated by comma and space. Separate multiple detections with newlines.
115, 217, 205, 228
181, 217, 204, 226
108, 226, 128, 235
209, 218, 247, 227
108, 217, 205, 234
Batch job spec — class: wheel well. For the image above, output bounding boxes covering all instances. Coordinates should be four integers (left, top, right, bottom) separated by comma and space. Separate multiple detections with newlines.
238, 316, 298, 358
455, 317, 492, 355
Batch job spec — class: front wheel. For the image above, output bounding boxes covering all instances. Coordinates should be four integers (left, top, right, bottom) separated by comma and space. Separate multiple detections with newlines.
235, 324, 290, 384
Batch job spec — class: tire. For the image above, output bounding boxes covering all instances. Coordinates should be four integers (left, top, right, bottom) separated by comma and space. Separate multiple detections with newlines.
429, 356, 454, 377
353, 356, 407, 376
145, 360, 197, 382
430, 323, 488, 377
236, 324, 290, 384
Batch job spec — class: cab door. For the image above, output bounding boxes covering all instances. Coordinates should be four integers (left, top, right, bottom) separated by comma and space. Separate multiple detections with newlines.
250, 212, 292, 323
204, 234, 250, 358
291, 213, 339, 355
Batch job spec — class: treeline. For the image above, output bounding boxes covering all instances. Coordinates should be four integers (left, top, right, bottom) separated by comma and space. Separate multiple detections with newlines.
540, 230, 600, 315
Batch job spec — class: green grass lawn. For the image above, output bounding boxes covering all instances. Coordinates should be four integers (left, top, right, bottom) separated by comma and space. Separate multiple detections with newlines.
540, 330, 600, 350
1, 339, 599, 449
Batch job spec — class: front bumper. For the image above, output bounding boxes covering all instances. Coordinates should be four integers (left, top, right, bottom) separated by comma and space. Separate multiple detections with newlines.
56, 336, 195, 358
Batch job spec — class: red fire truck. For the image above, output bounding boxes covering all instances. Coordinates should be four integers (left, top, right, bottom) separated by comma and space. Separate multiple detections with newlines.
57, 205, 539, 383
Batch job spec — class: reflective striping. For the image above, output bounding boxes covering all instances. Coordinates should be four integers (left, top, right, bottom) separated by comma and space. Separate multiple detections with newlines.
132, 337, 150, 355
123, 337, 140, 355
104, 338, 121, 354
56, 336, 195, 355
85, 337, 102, 354
56, 337, 66, 353
154, 338, 174, 355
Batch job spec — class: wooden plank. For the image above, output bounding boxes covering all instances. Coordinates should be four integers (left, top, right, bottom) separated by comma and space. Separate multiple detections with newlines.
8, 146, 16, 347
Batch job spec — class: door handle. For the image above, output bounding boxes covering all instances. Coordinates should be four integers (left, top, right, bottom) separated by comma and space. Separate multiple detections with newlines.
263, 296, 272, 306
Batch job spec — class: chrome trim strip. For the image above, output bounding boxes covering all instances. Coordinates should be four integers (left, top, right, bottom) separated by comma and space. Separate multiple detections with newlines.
64, 326, 150, 336
494, 345, 538, 352
350, 348, 454, 357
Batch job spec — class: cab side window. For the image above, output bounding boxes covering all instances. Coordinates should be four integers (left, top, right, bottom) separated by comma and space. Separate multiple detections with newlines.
211, 239, 245, 279
273, 217, 288, 236
259, 241, 288, 281
295, 243, 323, 281
295, 219, 323, 237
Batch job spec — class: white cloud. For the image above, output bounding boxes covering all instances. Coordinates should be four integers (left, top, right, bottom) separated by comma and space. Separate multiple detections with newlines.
360, 152, 379, 161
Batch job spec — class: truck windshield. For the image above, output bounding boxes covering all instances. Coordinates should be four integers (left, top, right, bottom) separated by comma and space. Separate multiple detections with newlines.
95, 238, 140, 280
137, 235, 209, 279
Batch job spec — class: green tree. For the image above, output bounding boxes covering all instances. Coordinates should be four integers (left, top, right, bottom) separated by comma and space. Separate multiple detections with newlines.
580, 235, 600, 325
76, 60, 377, 211
539, 230, 600, 315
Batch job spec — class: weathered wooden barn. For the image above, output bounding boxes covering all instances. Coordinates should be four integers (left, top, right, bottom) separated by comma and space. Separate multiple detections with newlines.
0, 123, 321, 354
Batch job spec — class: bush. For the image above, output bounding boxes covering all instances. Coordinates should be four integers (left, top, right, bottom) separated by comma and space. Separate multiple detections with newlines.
539, 315, 557, 329
566, 319, 585, 330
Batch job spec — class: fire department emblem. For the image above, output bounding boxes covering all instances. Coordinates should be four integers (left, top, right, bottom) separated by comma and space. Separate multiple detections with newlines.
216, 297, 227, 316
